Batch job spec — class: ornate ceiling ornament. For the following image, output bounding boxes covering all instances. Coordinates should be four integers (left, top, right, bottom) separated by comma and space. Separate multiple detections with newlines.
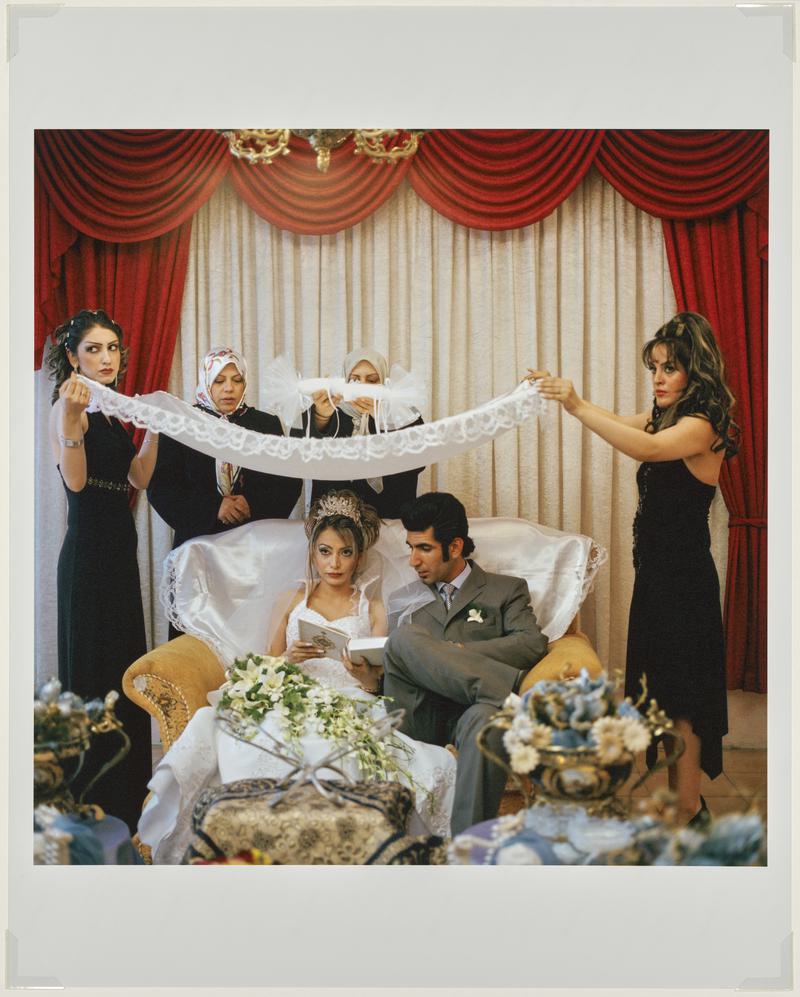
220, 128, 425, 172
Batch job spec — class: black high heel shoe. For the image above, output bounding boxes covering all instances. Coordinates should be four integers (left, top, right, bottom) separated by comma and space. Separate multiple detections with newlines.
687, 795, 710, 829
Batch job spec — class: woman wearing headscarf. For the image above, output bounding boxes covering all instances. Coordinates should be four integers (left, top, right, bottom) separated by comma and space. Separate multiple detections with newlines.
310, 347, 425, 519
148, 347, 304, 551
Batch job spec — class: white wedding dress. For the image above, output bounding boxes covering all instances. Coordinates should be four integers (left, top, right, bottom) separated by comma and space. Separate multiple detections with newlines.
138, 587, 456, 863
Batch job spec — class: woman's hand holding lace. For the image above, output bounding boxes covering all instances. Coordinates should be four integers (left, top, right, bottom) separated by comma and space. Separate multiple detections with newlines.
526, 369, 583, 416
311, 386, 343, 427
349, 395, 376, 418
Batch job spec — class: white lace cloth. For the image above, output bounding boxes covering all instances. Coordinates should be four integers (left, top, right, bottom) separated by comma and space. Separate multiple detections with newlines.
138, 589, 457, 863
77, 376, 545, 480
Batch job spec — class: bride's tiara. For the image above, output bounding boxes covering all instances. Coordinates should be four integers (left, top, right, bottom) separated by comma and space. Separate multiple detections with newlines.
314, 493, 362, 525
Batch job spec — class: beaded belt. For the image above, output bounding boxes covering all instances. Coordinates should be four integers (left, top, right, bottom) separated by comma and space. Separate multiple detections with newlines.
87, 476, 129, 493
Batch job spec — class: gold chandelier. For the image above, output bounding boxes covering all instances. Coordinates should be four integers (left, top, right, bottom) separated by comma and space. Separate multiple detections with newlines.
220, 129, 425, 173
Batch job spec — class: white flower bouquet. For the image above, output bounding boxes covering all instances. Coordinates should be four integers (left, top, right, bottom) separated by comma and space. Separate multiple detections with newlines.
217, 653, 414, 782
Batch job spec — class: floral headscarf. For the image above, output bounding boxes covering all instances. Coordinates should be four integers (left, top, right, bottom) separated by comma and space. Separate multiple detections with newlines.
194, 347, 249, 497
195, 347, 249, 417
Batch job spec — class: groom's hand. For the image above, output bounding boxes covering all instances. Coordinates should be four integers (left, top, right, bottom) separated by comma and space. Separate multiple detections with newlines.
343, 651, 383, 694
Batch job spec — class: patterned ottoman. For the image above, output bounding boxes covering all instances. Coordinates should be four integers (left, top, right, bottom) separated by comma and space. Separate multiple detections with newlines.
182, 778, 446, 865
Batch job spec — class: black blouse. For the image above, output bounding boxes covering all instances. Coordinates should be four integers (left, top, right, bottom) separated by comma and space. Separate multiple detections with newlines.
147, 405, 305, 549
310, 412, 425, 520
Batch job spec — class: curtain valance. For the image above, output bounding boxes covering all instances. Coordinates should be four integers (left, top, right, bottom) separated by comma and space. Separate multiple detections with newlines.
594, 130, 769, 220
34, 129, 769, 245
229, 133, 413, 235
407, 129, 606, 230
34, 130, 231, 241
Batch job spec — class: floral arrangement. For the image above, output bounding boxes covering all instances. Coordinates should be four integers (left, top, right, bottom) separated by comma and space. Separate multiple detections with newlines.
450, 799, 765, 867
624, 793, 765, 866
218, 653, 414, 783
502, 668, 653, 775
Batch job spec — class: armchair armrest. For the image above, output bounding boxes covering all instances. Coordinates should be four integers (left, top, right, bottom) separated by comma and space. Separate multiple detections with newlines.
519, 630, 602, 694
122, 635, 225, 751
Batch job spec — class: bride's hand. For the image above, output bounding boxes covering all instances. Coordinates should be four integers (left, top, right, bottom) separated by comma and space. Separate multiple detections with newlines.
285, 640, 324, 664
343, 650, 383, 694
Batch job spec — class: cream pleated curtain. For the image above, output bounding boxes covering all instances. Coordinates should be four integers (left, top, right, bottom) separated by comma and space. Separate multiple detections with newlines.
34, 166, 729, 686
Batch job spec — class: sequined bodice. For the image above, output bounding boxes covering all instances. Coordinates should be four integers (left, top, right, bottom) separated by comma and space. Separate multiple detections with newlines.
632, 460, 716, 570
285, 589, 372, 691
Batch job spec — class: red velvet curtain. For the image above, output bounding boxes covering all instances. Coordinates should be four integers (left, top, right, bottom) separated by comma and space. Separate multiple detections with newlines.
594, 130, 769, 219
35, 175, 193, 386
663, 188, 768, 692
34, 129, 229, 368
34, 130, 230, 240
409, 129, 605, 230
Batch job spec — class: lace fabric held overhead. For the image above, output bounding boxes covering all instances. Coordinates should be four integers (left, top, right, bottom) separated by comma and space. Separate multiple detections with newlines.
78, 375, 545, 480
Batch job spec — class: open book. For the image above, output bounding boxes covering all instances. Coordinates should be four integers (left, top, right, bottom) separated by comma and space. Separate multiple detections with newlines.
297, 619, 387, 668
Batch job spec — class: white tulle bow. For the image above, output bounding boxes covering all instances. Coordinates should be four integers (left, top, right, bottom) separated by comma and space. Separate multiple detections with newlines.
261, 355, 425, 431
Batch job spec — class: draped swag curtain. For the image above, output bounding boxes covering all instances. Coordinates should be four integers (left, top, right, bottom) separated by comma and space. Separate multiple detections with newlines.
33, 129, 768, 691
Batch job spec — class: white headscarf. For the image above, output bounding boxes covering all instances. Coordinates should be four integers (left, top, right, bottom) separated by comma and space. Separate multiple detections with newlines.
194, 347, 249, 496
340, 347, 390, 493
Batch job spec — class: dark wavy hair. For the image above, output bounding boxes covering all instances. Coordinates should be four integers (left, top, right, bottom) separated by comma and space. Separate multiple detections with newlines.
642, 312, 739, 459
45, 309, 128, 404
305, 490, 382, 582
400, 491, 475, 561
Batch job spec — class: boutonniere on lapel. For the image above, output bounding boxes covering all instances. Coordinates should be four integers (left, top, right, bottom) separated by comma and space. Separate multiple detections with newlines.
466, 606, 485, 624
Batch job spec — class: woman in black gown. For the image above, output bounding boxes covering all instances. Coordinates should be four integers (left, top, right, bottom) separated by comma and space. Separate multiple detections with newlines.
528, 312, 739, 825
47, 309, 159, 833
310, 347, 425, 519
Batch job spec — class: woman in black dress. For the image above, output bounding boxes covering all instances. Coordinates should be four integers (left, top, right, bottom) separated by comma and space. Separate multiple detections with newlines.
310, 347, 425, 519
148, 347, 304, 551
528, 312, 739, 825
47, 309, 159, 832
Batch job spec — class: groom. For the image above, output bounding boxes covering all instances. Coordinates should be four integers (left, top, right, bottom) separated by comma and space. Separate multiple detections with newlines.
383, 492, 548, 836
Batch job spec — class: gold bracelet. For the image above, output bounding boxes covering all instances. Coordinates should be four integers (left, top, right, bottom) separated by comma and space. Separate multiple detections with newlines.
59, 435, 84, 448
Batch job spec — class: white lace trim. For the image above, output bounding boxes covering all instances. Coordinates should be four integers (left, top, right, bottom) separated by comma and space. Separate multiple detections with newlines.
79, 377, 545, 480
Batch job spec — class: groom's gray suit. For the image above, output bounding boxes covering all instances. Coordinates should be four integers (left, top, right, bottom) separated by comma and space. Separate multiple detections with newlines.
384, 561, 548, 835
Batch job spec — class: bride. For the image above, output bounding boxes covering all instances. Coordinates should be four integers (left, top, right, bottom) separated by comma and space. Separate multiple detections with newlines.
138, 490, 456, 863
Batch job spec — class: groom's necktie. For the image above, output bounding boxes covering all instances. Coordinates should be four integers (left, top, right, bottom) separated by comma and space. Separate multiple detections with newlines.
440, 582, 456, 611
